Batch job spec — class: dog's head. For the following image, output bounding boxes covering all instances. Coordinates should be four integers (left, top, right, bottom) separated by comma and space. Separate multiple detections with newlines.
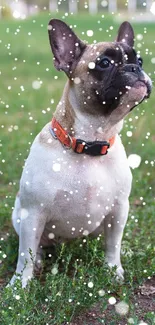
48, 19, 152, 119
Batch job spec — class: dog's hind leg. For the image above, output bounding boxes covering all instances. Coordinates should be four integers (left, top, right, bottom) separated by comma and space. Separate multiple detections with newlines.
34, 246, 45, 274
12, 194, 21, 236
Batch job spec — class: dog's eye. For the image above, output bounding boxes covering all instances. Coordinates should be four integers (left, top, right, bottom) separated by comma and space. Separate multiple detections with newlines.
137, 57, 143, 67
98, 58, 111, 69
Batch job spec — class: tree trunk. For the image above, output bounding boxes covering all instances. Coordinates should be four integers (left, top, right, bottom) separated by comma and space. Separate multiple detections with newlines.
69, 0, 78, 13
108, 0, 117, 13
128, 0, 137, 12
49, 0, 58, 12
89, 0, 98, 14
146, 0, 152, 11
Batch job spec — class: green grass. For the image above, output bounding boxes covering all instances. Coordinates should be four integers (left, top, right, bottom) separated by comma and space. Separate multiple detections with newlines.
0, 12, 155, 325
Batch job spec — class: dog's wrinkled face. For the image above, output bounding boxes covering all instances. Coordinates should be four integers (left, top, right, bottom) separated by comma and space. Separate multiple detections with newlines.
77, 41, 152, 115
48, 19, 152, 118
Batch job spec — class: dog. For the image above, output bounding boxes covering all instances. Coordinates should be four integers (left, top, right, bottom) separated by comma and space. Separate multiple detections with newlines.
9, 19, 152, 287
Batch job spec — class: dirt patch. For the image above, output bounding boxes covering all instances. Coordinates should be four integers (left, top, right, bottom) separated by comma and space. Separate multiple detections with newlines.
69, 277, 155, 325
1, 248, 155, 325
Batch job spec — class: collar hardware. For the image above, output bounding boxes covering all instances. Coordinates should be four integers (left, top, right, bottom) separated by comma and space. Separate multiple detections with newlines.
49, 126, 57, 139
62, 133, 73, 150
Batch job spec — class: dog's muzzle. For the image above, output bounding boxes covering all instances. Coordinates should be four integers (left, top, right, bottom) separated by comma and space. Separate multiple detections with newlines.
124, 64, 152, 98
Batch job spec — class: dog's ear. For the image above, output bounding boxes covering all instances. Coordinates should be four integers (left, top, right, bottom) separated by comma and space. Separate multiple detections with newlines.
48, 19, 86, 76
116, 21, 134, 47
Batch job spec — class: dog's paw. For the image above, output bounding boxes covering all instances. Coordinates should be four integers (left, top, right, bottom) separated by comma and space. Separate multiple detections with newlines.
115, 265, 124, 282
6, 274, 21, 288
107, 261, 124, 282
7, 272, 32, 289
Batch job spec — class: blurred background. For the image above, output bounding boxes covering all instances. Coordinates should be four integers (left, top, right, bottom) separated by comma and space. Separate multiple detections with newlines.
0, 2, 155, 319
0, 0, 155, 19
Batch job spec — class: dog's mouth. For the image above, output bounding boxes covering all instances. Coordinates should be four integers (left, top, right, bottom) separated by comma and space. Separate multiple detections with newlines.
129, 79, 152, 111
135, 79, 152, 99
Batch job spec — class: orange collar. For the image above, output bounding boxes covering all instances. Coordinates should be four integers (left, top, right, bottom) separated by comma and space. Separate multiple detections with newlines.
50, 117, 115, 156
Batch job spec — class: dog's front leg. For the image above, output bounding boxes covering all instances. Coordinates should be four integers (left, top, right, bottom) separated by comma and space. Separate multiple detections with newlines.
9, 210, 46, 288
104, 200, 129, 280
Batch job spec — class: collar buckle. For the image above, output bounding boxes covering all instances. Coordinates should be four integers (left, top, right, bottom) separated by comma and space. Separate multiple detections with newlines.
75, 139, 110, 156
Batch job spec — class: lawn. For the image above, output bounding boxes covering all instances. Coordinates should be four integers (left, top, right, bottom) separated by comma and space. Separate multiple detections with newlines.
0, 11, 155, 325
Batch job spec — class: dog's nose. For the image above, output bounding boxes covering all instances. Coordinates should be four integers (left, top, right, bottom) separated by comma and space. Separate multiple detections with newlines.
124, 64, 141, 74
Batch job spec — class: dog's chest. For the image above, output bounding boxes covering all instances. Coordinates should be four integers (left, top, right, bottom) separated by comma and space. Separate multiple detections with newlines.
21, 135, 132, 238
47, 160, 124, 237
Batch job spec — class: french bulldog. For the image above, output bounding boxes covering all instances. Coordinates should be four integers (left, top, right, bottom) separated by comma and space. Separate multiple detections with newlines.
9, 19, 152, 287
